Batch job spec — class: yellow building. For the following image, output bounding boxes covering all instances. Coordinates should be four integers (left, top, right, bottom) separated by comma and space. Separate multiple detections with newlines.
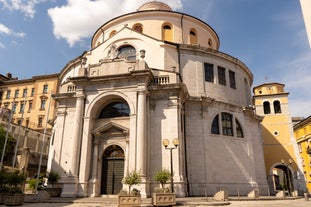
253, 82, 306, 195
294, 116, 311, 192
0, 73, 58, 132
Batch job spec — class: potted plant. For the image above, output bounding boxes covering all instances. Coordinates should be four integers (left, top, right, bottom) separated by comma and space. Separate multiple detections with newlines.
27, 174, 46, 192
118, 171, 141, 207
2, 170, 26, 206
0, 170, 8, 204
46, 171, 61, 197
152, 169, 176, 207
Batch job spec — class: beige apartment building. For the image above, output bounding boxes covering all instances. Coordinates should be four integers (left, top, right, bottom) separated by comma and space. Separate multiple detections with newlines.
0, 73, 58, 132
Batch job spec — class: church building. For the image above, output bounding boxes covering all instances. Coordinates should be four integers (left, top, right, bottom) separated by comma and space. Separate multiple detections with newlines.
47, 1, 268, 197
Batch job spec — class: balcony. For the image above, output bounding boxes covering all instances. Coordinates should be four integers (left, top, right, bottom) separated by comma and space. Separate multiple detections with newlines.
154, 76, 170, 85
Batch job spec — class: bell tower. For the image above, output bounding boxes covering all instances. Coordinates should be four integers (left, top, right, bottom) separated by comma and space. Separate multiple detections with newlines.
253, 82, 306, 195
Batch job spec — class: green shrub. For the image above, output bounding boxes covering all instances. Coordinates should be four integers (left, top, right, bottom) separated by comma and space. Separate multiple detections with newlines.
154, 169, 171, 190
122, 171, 141, 194
47, 171, 60, 188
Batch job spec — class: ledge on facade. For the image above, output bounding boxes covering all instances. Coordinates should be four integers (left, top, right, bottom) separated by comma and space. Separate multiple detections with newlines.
188, 95, 215, 103
52, 92, 75, 100
149, 82, 186, 92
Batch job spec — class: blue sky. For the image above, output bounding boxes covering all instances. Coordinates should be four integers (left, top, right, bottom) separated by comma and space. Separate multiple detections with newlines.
0, 0, 310, 118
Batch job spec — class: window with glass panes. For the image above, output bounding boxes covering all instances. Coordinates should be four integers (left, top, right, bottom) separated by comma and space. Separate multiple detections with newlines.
6, 91, 11, 99
43, 85, 48, 94
204, 63, 214, 83
40, 99, 46, 110
221, 112, 233, 136
23, 88, 27, 97
229, 70, 236, 89
14, 90, 19, 98
218, 66, 226, 86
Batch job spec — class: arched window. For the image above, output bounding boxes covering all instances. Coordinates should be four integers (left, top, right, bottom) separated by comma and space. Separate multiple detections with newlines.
222, 112, 233, 136
190, 29, 198, 44
117, 45, 136, 61
236, 119, 244, 138
99, 102, 130, 118
103, 145, 125, 159
211, 114, 219, 134
162, 23, 172, 41
211, 112, 243, 138
133, 24, 143, 33
273, 100, 282, 114
263, 101, 271, 114
109, 30, 117, 38
208, 38, 212, 47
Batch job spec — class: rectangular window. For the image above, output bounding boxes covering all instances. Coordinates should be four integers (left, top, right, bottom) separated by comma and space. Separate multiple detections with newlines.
204, 63, 214, 83
14, 90, 19, 98
20, 102, 25, 113
12, 103, 17, 113
25, 119, 29, 128
218, 66, 226, 86
31, 88, 35, 97
229, 70, 236, 89
17, 119, 22, 126
221, 112, 233, 136
23, 88, 27, 97
6, 90, 11, 99
38, 117, 43, 127
298, 143, 302, 153
28, 101, 32, 112
0, 91, 3, 100
40, 99, 46, 110
43, 84, 48, 94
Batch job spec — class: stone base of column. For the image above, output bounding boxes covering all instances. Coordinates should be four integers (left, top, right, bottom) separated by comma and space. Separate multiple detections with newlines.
136, 176, 149, 198
88, 177, 100, 197
60, 176, 79, 197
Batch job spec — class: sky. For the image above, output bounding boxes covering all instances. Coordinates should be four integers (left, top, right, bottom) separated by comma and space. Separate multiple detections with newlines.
0, 0, 310, 118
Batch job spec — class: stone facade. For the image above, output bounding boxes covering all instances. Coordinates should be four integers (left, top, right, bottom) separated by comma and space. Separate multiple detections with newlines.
47, 1, 268, 197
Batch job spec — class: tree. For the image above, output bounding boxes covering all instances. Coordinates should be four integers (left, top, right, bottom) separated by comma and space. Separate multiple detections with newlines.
154, 169, 171, 190
122, 171, 141, 194
0, 125, 16, 164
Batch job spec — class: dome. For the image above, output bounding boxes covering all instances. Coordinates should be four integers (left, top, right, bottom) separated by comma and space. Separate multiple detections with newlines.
138, 1, 172, 11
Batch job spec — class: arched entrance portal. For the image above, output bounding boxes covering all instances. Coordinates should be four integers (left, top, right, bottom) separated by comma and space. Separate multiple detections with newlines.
101, 145, 125, 195
272, 165, 293, 195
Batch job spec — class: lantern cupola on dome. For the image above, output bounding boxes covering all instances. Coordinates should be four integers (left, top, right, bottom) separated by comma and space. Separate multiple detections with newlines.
138, 1, 172, 11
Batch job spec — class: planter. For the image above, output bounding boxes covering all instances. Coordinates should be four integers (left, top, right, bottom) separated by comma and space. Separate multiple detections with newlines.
0, 193, 3, 204
118, 194, 141, 207
152, 193, 176, 206
46, 188, 62, 197
2, 193, 25, 206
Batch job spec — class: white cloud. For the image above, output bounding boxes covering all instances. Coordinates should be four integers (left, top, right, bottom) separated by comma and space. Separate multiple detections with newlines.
0, 0, 47, 18
48, 0, 182, 47
279, 51, 311, 118
0, 23, 25, 37
0, 42, 5, 48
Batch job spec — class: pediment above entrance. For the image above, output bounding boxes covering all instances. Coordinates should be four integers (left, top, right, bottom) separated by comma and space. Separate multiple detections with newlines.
92, 122, 129, 138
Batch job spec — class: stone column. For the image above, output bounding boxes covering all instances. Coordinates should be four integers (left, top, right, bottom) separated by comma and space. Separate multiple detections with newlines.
88, 138, 99, 197
136, 90, 146, 175
71, 93, 85, 176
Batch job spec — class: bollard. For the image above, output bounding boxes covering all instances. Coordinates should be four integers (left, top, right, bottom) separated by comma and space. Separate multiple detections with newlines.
304, 193, 309, 201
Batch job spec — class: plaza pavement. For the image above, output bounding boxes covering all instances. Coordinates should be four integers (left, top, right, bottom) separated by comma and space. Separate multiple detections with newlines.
0, 195, 309, 207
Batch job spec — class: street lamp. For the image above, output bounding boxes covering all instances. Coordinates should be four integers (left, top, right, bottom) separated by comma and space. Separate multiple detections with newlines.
281, 159, 293, 196
162, 138, 179, 193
